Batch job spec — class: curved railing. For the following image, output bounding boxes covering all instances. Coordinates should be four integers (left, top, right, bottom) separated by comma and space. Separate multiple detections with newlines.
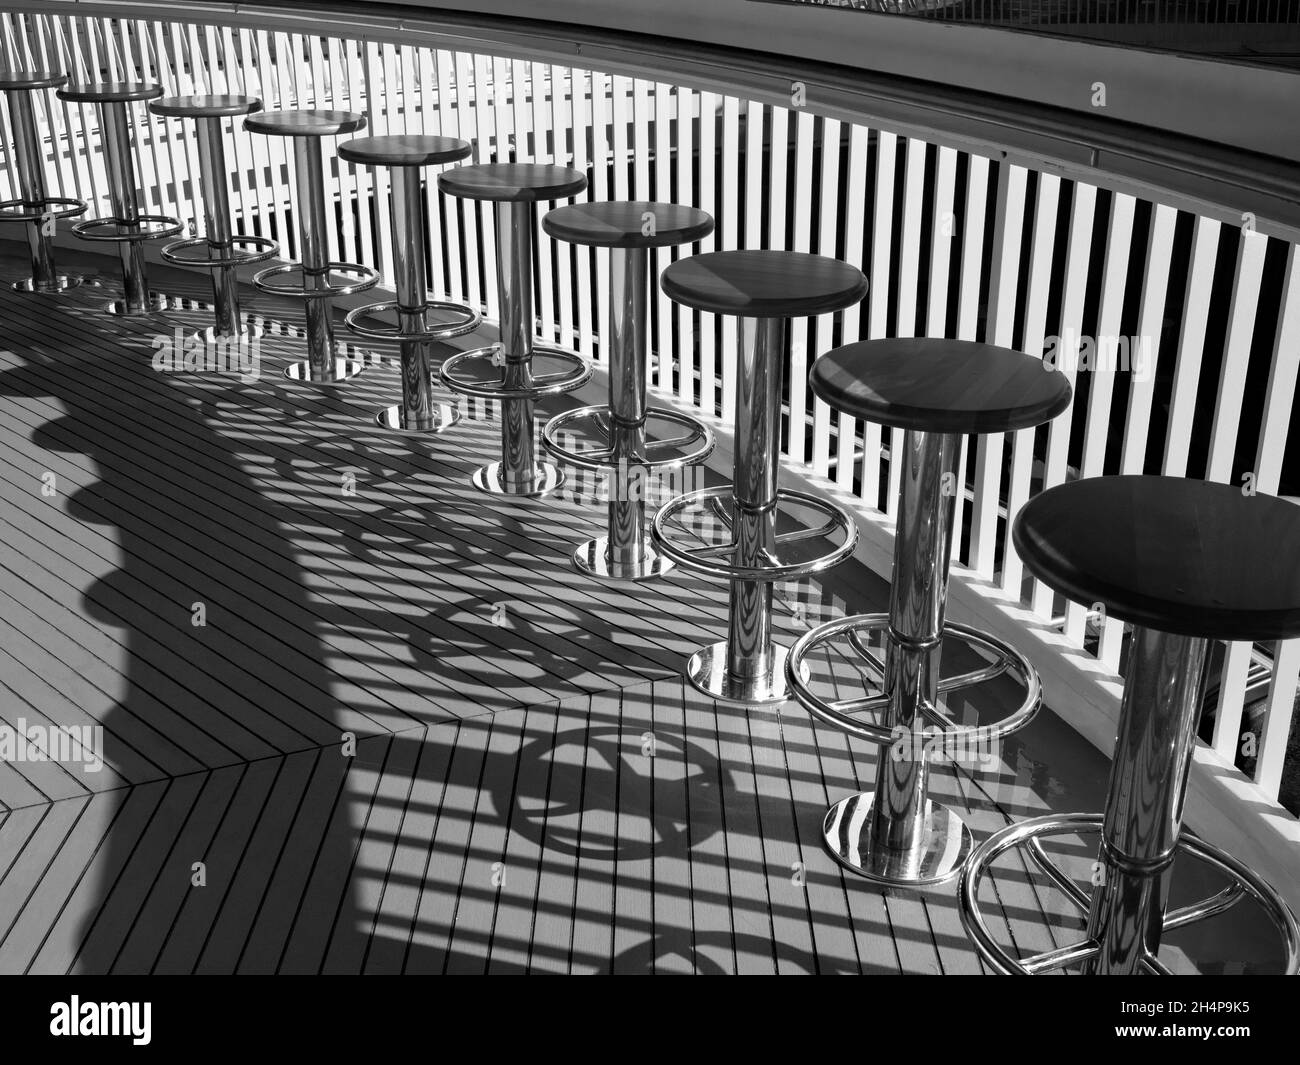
1, 1, 1297, 890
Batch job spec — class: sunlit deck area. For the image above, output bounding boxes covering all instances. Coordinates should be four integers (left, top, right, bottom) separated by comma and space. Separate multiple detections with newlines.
0, 247, 1280, 974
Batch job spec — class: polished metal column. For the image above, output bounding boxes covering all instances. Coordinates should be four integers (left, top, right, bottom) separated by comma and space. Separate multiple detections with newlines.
194, 116, 242, 338
8, 89, 80, 292
603, 247, 653, 574
387, 165, 455, 431
1082, 627, 1208, 975
293, 136, 343, 379
827, 428, 973, 884
99, 100, 159, 315
475, 199, 560, 496
685, 316, 788, 702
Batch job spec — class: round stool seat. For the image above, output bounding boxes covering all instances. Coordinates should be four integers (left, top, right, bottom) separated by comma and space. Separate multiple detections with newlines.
58, 81, 163, 103
338, 134, 472, 167
661, 250, 867, 317
437, 162, 587, 203
150, 94, 262, 118
0, 70, 66, 91
1014, 475, 1300, 641
542, 201, 714, 248
243, 109, 366, 138
810, 338, 1072, 434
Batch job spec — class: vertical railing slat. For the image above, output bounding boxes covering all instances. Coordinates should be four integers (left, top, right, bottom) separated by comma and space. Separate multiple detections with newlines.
1163, 216, 1221, 477
1035, 181, 1097, 623
1000, 173, 1060, 602
969, 163, 1027, 579
811, 117, 842, 478
864, 129, 895, 512
836, 123, 869, 493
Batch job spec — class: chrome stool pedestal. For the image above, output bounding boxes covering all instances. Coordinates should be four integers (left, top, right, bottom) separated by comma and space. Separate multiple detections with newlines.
245, 109, 378, 384
0, 71, 86, 293
653, 251, 866, 705
786, 339, 1070, 886
960, 476, 1300, 975
339, 134, 480, 432
541, 201, 716, 580
150, 95, 279, 346
57, 81, 182, 314
437, 163, 592, 497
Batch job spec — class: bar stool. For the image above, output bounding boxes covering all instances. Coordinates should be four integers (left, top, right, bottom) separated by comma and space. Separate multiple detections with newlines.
651, 251, 866, 704
540, 201, 716, 580
961, 476, 1300, 975
785, 339, 1071, 885
57, 81, 183, 314
244, 109, 379, 384
437, 163, 593, 497
0, 70, 86, 292
148, 95, 279, 345
338, 134, 481, 432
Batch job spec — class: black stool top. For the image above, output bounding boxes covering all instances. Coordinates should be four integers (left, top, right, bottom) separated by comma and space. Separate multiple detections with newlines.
1013, 476, 1300, 642
660, 250, 867, 318
810, 338, 1072, 434
58, 81, 163, 103
0, 70, 66, 91
542, 201, 714, 249
338, 134, 472, 168
150, 94, 262, 118
243, 109, 366, 138
437, 162, 587, 203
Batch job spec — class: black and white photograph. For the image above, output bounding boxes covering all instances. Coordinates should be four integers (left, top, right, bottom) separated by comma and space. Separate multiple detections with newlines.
0, 0, 1297, 1038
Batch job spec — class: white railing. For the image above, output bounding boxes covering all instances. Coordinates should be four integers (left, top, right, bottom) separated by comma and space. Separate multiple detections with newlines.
1, 8, 1298, 811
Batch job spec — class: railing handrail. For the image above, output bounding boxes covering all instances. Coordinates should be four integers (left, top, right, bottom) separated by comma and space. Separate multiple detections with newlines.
9, 0, 1300, 241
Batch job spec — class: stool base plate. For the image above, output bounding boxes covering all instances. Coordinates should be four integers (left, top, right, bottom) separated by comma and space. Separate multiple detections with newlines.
685, 640, 805, 706
823, 792, 973, 887
573, 536, 674, 582
13, 274, 83, 294
284, 358, 366, 385
106, 292, 169, 316
376, 403, 461, 434
472, 460, 564, 498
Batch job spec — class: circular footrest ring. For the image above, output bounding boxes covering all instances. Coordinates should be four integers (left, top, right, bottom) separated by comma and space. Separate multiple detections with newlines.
439, 343, 592, 400
72, 213, 184, 242
345, 299, 481, 343
959, 812, 1300, 975
541, 404, 714, 472
162, 234, 280, 268
785, 614, 1042, 746
651, 485, 858, 582
253, 261, 381, 300
0, 195, 86, 223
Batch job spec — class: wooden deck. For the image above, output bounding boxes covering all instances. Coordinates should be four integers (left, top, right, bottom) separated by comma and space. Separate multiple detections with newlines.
0, 246, 1277, 974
